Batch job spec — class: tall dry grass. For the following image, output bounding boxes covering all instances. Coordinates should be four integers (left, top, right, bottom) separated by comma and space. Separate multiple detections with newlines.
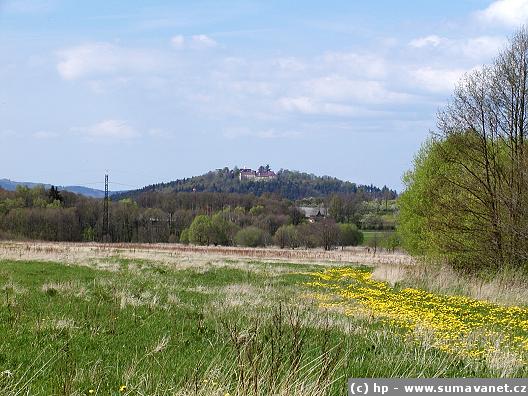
0, 241, 413, 267
372, 259, 528, 306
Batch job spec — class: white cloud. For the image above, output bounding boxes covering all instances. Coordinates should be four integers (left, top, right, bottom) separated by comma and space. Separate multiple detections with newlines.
278, 96, 318, 114
273, 57, 306, 72
191, 34, 217, 48
227, 80, 276, 96
409, 35, 445, 48
461, 36, 506, 59
408, 34, 506, 60
169, 34, 217, 50
477, 0, 528, 26
56, 42, 159, 80
73, 119, 139, 139
277, 96, 368, 116
322, 52, 387, 79
410, 67, 469, 94
170, 35, 185, 49
305, 76, 410, 104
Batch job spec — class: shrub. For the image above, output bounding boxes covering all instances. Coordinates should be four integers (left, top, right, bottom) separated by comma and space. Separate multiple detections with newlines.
273, 224, 300, 249
339, 223, 363, 247
235, 226, 270, 247
188, 215, 213, 245
210, 213, 239, 246
179, 229, 190, 244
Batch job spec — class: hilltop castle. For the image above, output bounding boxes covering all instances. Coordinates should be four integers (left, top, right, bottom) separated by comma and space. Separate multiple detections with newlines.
239, 167, 277, 181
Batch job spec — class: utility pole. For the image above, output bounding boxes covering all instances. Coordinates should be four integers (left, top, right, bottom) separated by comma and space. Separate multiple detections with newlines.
103, 172, 110, 242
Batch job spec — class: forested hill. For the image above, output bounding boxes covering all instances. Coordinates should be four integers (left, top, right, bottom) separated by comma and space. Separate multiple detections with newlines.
116, 168, 397, 201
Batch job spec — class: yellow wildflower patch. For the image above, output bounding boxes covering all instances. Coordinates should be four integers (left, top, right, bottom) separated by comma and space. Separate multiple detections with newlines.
306, 267, 528, 361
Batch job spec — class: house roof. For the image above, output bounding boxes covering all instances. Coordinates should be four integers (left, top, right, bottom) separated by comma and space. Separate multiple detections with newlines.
298, 206, 327, 217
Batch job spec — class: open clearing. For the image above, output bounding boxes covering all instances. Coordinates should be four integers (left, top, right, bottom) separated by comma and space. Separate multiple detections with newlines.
0, 242, 526, 395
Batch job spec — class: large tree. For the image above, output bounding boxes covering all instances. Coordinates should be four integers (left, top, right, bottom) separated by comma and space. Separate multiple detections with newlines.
400, 27, 528, 272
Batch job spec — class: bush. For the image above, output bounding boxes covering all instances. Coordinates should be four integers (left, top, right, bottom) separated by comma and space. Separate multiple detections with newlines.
296, 220, 340, 250
273, 224, 300, 249
188, 215, 213, 245
297, 223, 319, 248
339, 223, 363, 247
210, 212, 239, 246
179, 229, 190, 244
313, 219, 341, 250
235, 226, 270, 247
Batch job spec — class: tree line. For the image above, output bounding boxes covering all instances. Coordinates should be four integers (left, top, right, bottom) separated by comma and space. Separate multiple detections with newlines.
0, 184, 393, 250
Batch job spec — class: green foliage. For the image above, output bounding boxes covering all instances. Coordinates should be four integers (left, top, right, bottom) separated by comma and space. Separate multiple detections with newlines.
82, 226, 96, 242
46, 199, 62, 209
383, 232, 401, 252
116, 168, 396, 201
249, 205, 265, 216
293, 220, 341, 250
313, 219, 341, 251
360, 212, 384, 230
0, 174, 395, 246
328, 195, 345, 223
399, 29, 528, 272
188, 215, 213, 245
273, 224, 300, 249
179, 228, 190, 244
235, 226, 270, 247
398, 140, 438, 256
339, 223, 363, 247
210, 212, 239, 246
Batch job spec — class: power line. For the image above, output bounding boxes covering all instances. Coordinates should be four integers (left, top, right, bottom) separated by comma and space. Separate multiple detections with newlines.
102, 173, 110, 242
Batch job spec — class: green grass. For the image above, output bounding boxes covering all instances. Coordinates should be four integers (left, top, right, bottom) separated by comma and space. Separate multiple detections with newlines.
0, 257, 524, 396
361, 230, 393, 246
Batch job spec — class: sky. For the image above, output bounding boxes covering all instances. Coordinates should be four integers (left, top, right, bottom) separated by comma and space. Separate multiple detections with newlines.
1, 0, 527, 191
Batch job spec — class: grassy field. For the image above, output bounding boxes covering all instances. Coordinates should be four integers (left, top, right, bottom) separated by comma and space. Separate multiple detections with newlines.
0, 242, 527, 395
361, 230, 394, 246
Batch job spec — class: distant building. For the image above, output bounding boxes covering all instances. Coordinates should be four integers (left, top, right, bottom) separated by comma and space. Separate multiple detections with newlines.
298, 206, 328, 222
239, 168, 277, 181
239, 169, 257, 180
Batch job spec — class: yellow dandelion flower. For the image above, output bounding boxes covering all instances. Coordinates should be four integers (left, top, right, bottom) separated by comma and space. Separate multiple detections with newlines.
306, 267, 528, 359
119, 385, 127, 392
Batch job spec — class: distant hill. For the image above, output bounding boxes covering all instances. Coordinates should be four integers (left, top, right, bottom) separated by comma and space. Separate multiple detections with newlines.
0, 179, 122, 198
116, 168, 397, 201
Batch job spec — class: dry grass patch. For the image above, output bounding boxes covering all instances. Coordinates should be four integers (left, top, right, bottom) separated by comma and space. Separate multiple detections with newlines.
41, 281, 87, 298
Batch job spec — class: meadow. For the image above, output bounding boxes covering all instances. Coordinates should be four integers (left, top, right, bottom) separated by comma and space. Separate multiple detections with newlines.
0, 242, 527, 396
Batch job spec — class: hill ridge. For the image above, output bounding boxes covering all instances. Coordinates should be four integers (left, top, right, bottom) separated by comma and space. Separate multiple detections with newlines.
116, 167, 397, 201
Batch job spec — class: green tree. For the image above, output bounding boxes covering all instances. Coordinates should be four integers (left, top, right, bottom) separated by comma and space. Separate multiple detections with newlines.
210, 212, 239, 246
314, 219, 341, 251
273, 224, 299, 249
339, 223, 363, 248
328, 195, 345, 223
180, 228, 190, 244
249, 205, 265, 216
235, 226, 270, 247
188, 215, 213, 245
82, 226, 96, 242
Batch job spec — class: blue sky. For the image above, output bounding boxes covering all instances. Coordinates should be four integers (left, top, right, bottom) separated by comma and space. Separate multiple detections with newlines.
0, 0, 526, 191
